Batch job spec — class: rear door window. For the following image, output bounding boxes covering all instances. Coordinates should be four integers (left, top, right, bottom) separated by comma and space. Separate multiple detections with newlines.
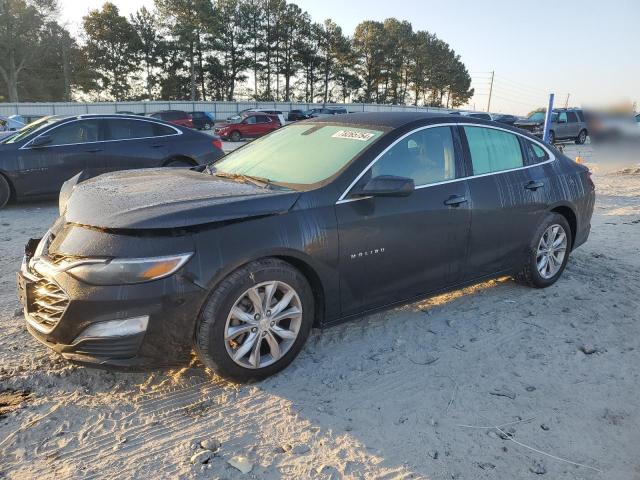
566, 112, 578, 123
371, 126, 457, 186
47, 120, 103, 146
106, 119, 155, 140
463, 126, 524, 175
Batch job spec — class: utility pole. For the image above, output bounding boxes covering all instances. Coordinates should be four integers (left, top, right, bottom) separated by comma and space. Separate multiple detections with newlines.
564, 93, 570, 108
486, 70, 495, 112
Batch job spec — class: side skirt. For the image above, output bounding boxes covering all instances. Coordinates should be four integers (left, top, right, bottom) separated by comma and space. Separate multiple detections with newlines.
322, 268, 516, 328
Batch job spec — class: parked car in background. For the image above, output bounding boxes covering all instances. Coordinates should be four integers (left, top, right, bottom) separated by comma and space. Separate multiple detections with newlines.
515, 108, 588, 144
0, 115, 25, 131
227, 109, 285, 126
215, 113, 280, 141
149, 110, 195, 129
226, 108, 255, 123
18, 112, 595, 380
450, 111, 493, 121
9, 114, 44, 125
305, 107, 348, 118
190, 111, 214, 130
493, 114, 520, 125
287, 109, 310, 121
0, 114, 223, 208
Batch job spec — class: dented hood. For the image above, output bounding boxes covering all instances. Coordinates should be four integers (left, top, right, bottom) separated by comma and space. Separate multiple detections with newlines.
62, 169, 300, 229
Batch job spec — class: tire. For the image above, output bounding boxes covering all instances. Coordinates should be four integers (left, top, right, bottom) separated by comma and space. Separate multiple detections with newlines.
229, 130, 242, 142
515, 213, 572, 288
575, 129, 587, 144
0, 174, 10, 209
204, 122, 212, 130
547, 130, 555, 145
195, 258, 314, 381
165, 159, 193, 168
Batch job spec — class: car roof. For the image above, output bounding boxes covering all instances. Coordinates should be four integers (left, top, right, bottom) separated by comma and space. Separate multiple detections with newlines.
305, 111, 456, 129
303, 111, 539, 137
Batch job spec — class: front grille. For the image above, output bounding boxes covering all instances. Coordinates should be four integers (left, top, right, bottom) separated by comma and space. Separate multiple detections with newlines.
27, 273, 69, 332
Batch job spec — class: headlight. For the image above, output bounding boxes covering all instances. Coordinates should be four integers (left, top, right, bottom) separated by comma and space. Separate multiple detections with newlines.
66, 253, 192, 285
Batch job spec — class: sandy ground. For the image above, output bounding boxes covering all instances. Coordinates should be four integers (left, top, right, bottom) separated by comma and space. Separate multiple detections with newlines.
1, 143, 639, 479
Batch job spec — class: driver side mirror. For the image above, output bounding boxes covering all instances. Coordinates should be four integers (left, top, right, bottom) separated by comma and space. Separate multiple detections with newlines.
30, 135, 52, 148
351, 175, 415, 198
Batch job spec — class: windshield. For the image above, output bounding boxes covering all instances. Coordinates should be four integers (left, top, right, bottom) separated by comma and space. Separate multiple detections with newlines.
2, 116, 58, 144
528, 112, 546, 122
214, 123, 384, 188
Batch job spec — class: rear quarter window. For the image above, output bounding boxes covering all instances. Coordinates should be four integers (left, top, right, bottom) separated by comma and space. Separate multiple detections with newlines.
464, 126, 524, 175
152, 123, 178, 136
525, 140, 550, 164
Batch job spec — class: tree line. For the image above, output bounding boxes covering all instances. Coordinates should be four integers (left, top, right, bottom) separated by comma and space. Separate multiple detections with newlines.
0, 0, 474, 107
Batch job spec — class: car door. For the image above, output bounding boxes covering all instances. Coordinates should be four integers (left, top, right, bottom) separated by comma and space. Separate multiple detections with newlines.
460, 125, 549, 278
555, 111, 570, 139
241, 115, 260, 137
102, 118, 174, 173
565, 111, 579, 138
336, 125, 471, 316
14, 118, 108, 196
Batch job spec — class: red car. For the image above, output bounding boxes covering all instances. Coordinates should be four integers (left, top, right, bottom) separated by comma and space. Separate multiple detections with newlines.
215, 113, 280, 142
149, 110, 195, 129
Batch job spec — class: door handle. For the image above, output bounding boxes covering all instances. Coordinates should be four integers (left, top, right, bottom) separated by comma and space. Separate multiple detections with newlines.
444, 195, 468, 207
85, 148, 103, 153
525, 180, 544, 191
150, 144, 165, 148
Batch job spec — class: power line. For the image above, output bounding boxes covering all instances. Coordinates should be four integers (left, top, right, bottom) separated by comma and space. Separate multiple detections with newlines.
494, 75, 549, 95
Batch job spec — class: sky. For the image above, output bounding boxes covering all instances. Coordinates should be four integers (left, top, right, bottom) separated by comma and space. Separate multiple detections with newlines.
58, 0, 639, 115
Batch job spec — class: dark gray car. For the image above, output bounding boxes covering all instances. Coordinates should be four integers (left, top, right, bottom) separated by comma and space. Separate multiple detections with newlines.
0, 114, 224, 208
515, 108, 588, 144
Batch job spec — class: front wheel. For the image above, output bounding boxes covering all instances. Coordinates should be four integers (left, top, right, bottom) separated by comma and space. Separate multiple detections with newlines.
515, 213, 572, 288
229, 130, 242, 142
195, 258, 314, 381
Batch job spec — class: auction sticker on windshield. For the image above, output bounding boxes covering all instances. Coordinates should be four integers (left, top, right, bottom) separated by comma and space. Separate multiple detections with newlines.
331, 130, 376, 141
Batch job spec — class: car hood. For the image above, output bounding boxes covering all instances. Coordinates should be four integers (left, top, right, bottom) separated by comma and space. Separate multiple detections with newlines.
62, 169, 300, 230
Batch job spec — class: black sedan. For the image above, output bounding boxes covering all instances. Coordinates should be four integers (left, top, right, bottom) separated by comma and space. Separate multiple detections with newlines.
17, 113, 595, 381
0, 114, 224, 208
493, 114, 521, 126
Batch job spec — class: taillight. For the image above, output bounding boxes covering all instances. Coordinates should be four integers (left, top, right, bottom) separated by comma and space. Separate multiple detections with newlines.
212, 139, 222, 150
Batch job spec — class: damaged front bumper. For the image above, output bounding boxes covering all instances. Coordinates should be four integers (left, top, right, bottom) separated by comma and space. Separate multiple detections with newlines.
17, 230, 208, 369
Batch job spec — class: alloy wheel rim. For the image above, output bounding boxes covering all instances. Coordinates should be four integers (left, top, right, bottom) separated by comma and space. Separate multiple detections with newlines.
224, 281, 302, 369
536, 224, 568, 279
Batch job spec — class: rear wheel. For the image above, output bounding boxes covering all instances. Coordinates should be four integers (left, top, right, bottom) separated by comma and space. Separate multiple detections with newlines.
165, 159, 194, 168
515, 213, 572, 288
575, 129, 587, 144
229, 130, 242, 142
204, 122, 212, 130
0, 174, 10, 208
195, 258, 314, 381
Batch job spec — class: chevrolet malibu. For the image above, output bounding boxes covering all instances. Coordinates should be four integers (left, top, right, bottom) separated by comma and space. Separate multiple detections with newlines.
18, 113, 595, 381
